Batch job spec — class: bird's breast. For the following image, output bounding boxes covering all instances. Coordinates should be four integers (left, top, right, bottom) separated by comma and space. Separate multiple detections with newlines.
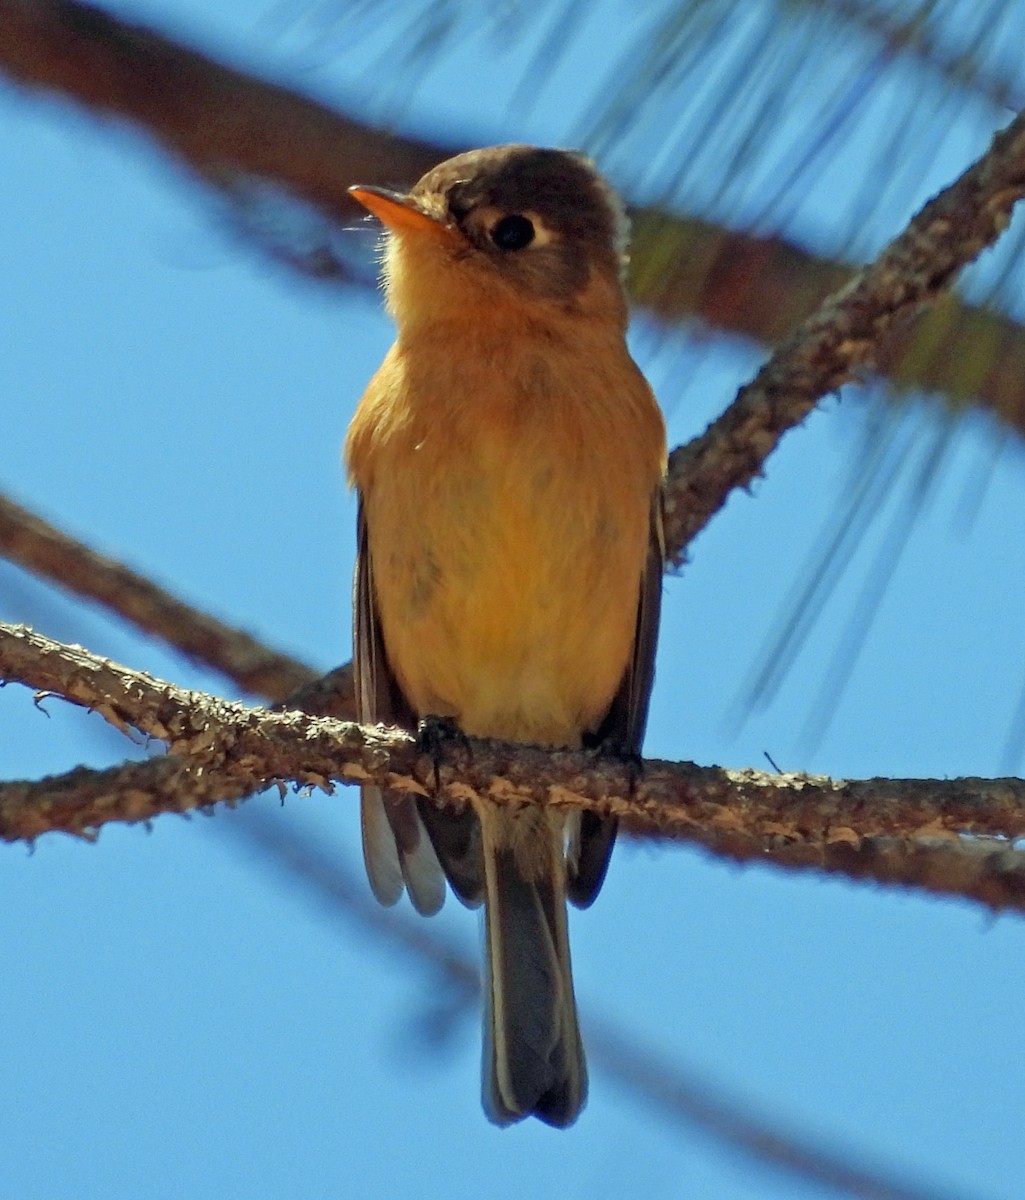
347, 327, 664, 746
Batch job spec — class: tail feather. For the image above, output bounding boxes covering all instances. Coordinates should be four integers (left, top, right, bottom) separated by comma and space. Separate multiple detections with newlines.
481, 810, 586, 1128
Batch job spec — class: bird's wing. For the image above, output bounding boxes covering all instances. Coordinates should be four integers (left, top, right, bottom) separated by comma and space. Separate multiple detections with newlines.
354, 497, 446, 916
567, 490, 665, 908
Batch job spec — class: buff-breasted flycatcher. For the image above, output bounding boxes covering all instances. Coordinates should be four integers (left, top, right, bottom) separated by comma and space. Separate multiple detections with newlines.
346, 145, 666, 1127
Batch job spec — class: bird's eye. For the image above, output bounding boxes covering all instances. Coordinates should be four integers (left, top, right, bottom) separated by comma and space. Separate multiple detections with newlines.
490, 215, 535, 251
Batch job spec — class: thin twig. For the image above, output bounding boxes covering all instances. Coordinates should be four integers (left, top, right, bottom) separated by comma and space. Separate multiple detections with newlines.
590, 1017, 981, 1200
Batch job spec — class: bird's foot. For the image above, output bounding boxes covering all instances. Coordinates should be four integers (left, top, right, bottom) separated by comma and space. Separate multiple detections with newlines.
583, 734, 643, 794
417, 714, 472, 790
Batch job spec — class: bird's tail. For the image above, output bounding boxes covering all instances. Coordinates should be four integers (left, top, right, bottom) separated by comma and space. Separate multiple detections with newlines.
481, 806, 586, 1127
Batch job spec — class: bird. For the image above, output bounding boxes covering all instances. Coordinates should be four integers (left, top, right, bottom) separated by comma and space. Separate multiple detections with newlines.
345, 144, 666, 1127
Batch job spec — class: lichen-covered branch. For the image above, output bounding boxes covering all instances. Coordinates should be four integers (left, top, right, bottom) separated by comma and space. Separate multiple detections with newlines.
5, 621, 1025, 915
0, 622, 376, 799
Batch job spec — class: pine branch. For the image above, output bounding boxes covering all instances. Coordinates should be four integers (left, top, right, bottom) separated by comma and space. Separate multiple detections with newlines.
5, 0, 1025, 914
0, 490, 356, 716
631, 213, 1025, 441
663, 103, 1025, 562
5, 621, 1025, 915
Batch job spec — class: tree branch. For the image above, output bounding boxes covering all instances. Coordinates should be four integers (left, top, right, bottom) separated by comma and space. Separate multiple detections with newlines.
1, 7, 1018, 1180
0, 493, 316, 700
12, 0, 1025, 563
631, 213, 1025, 444
663, 103, 1025, 562
5, 621, 1025, 915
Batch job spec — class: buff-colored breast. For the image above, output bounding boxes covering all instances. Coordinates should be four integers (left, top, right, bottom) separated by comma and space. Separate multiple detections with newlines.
347, 316, 665, 747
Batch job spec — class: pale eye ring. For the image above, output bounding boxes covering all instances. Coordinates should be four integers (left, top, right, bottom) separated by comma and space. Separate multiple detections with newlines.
490, 214, 535, 251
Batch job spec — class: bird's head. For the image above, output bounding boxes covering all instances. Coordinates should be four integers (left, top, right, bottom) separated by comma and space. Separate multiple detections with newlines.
349, 145, 631, 332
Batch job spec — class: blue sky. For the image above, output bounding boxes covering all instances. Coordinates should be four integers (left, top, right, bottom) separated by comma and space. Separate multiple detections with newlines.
3, 3, 1025, 1198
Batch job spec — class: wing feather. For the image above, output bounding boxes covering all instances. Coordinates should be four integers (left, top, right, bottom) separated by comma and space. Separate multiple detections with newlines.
354, 498, 446, 917
567, 492, 664, 908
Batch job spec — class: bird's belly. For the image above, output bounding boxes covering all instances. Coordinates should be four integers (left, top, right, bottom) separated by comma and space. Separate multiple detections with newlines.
368, 458, 646, 747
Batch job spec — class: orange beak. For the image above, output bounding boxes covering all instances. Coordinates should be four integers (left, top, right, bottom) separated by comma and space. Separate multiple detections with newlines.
348, 185, 454, 241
